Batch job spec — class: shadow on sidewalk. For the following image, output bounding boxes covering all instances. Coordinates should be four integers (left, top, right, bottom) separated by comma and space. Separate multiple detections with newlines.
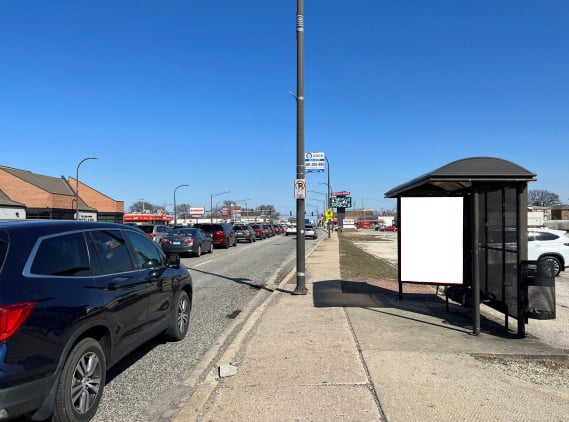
312, 279, 519, 339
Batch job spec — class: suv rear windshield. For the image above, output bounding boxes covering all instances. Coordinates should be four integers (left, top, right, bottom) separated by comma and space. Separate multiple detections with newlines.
199, 224, 223, 232
138, 225, 155, 234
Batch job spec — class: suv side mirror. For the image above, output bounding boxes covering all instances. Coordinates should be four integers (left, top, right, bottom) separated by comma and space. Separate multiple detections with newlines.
167, 254, 181, 269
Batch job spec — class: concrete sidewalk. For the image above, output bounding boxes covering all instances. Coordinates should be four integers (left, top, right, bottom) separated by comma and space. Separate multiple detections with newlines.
173, 232, 569, 422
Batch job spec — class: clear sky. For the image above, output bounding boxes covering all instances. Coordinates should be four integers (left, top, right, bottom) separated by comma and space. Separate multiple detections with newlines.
1, 1, 568, 216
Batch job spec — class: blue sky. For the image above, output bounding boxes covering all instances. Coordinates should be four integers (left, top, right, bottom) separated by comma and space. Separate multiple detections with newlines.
1, 1, 568, 216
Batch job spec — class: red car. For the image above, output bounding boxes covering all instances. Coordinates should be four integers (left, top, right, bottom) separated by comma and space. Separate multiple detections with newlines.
381, 226, 398, 232
250, 224, 265, 240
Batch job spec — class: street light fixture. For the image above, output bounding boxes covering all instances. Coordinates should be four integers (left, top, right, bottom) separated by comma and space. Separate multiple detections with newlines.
173, 184, 189, 226
75, 157, 98, 220
210, 191, 230, 223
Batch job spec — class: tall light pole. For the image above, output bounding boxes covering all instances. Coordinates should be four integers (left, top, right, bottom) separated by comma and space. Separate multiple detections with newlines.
139, 198, 145, 213
210, 191, 230, 222
234, 198, 251, 222
325, 156, 331, 237
319, 181, 332, 238
75, 157, 98, 220
308, 191, 326, 225
293, 0, 307, 295
173, 184, 189, 226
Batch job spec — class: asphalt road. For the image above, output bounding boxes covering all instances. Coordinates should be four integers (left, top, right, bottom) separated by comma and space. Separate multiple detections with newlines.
91, 233, 316, 422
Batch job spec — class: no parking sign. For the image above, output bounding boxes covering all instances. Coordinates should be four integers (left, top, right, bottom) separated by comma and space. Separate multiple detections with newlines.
294, 179, 306, 199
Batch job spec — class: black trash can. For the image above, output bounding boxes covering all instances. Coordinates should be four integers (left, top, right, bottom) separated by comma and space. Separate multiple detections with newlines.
520, 260, 556, 320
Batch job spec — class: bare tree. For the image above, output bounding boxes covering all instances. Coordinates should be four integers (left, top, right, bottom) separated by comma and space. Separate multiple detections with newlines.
528, 190, 561, 207
256, 204, 276, 215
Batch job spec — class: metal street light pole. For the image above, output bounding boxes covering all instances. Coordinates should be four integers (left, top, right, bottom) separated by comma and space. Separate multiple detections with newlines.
325, 156, 331, 238
294, 0, 307, 295
210, 191, 230, 223
308, 191, 325, 226
75, 157, 98, 220
234, 198, 251, 222
319, 181, 332, 238
139, 198, 145, 213
173, 184, 189, 226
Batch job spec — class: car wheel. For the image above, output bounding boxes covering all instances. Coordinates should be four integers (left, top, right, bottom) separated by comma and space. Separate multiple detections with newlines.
539, 256, 561, 277
209, 242, 214, 254
195, 245, 202, 257
165, 290, 190, 341
53, 338, 106, 422
249, 237, 253, 243
224, 238, 229, 249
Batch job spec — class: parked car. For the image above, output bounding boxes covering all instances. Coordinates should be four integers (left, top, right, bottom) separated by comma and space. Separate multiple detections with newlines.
195, 223, 237, 248
233, 223, 256, 243
161, 227, 214, 257
137, 223, 171, 242
263, 224, 275, 237
0, 220, 192, 421
285, 225, 297, 236
305, 224, 318, 239
381, 226, 398, 232
250, 223, 266, 240
356, 221, 372, 229
528, 227, 569, 276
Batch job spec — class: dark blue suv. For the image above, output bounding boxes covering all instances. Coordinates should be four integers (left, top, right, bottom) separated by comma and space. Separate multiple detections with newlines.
0, 220, 193, 421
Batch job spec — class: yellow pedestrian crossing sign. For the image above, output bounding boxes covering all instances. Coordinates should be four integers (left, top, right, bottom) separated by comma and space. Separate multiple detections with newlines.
325, 208, 333, 221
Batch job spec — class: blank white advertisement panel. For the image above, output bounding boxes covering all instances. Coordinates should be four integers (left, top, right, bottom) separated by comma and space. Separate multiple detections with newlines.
401, 197, 463, 284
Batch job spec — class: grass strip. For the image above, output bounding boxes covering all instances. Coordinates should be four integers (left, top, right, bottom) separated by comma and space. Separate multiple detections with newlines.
339, 232, 397, 281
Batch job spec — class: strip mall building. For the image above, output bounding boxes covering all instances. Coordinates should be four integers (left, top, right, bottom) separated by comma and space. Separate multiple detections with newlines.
0, 165, 125, 222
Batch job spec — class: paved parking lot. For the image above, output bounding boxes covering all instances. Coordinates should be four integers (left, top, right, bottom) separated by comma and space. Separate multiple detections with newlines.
350, 230, 569, 350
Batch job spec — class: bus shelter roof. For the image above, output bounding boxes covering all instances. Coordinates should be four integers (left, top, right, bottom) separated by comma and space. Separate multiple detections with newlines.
384, 156, 536, 198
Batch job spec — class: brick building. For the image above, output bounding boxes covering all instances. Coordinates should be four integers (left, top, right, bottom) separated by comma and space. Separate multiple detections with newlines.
551, 205, 569, 221
0, 165, 124, 222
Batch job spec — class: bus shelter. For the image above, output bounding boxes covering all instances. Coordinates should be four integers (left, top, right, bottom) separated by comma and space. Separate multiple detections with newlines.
384, 157, 549, 337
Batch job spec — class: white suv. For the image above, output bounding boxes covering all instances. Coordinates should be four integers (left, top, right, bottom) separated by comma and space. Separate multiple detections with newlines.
528, 227, 569, 276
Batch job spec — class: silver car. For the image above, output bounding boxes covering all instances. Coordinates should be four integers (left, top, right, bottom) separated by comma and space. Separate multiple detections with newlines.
305, 224, 318, 240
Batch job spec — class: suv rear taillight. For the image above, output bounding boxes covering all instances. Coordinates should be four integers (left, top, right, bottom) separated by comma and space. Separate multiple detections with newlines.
0, 302, 36, 341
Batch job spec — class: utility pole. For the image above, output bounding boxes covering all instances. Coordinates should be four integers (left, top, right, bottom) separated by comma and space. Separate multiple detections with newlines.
325, 155, 331, 238
293, 0, 307, 295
